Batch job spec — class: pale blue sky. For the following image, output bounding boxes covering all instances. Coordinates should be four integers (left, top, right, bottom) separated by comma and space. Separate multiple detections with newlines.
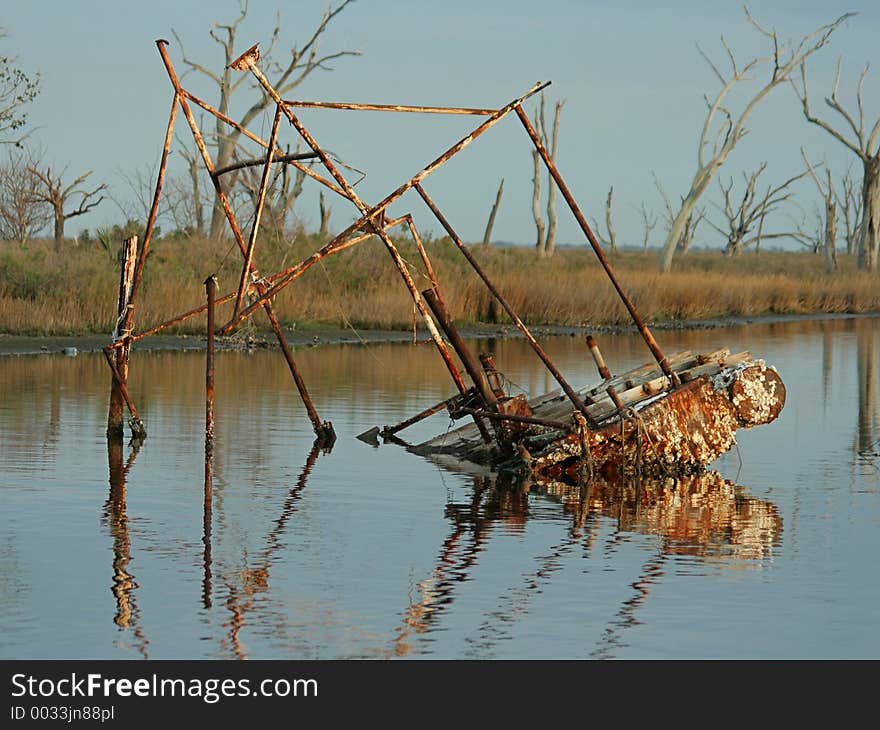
2, 0, 878, 250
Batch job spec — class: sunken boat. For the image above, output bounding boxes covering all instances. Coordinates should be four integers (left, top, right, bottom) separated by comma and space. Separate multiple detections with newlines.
406, 344, 785, 482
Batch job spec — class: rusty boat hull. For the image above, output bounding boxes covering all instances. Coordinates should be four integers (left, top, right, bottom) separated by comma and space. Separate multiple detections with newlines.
411, 348, 786, 480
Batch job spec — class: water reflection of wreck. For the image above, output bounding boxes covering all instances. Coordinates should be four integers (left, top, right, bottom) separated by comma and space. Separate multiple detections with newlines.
393, 470, 781, 657
104, 439, 149, 659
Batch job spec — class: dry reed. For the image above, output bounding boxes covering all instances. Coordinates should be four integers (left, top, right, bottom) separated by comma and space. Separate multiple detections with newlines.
1, 235, 878, 336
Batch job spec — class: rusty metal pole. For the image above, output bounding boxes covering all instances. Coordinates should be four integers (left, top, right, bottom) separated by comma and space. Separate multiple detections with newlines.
234, 104, 283, 319
514, 105, 677, 384
414, 182, 599, 426
479, 353, 507, 399
203, 277, 215, 609
586, 335, 612, 381
119, 92, 179, 366
422, 287, 498, 413
205, 276, 217, 451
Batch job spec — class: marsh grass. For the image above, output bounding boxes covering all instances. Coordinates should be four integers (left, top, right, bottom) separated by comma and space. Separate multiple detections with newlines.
1, 234, 878, 335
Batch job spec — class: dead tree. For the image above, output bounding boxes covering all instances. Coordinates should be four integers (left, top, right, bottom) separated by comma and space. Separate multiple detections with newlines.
638, 202, 659, 250
481, 178, 504, 247
232, 143, 306, 236
530, 126, 545, 255
793, 59, 880, 270
654, 172, 705, 253
658, 9, 849, 271
165, 145, 208, 237
801, 149, 839, 272
706, 163, 809, 255
28, 165, 106, 249
544, 97, 565, 255
318, 190, 331, 238
173, 0, 359, 239
531, 93, 564, 256
591, 187, 618, 252
837, 165, 863, 256
0, 146, 49, 243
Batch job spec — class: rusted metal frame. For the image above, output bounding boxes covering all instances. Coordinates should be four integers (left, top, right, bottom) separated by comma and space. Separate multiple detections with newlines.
413, 182, 600, 427
216, 216, 406, 335
403, 213, 491, 443
233, 49, 502, 434
514, 105, 677, 385
283, 100, 497, 115
213, 151, 319, 178
234, 103, 284, 319
220, 64, 549, 324
422, 288, 499, 412
404, 215, 439, 288
479, 353, 507, 399
157, 40, 333, 443
458, 407, 570, 431
421, 288, 496, 442
381, 396, 458, 437
180, 87, 349, 200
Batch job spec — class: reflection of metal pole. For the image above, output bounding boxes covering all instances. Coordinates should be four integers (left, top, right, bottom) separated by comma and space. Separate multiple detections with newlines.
515, 105, 676, 384
414, 182, 598, 427
203, 274, 214, 609
205, 276, 216, 451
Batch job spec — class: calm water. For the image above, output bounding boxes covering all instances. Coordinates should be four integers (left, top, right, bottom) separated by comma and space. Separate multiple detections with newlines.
1, 317, 878, 659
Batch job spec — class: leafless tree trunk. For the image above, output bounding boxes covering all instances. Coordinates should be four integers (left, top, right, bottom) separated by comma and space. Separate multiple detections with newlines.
794, 59, 880, 271
481, 178, 504, 247
591, 187, 618, 252
530, 93, 565, 256
173, 0, 359, 239
531, 146, 545, 256
29, 164, 106, 250
0, 146, 49, 243
544, 98, 564, 255
654, 172, 705, 253
658, 9, 849, 271
318, 190, 331, 239
707, 163, 809, 255
638, 202, 658, 250
837, 165, 863, 256
801, 149, 839, 272
232, 143, 306, 236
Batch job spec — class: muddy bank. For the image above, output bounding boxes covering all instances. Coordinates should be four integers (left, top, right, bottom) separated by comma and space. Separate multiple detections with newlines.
0, 311, 877, 357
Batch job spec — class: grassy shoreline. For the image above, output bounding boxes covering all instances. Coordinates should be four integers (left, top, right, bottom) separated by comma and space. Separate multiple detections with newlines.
1, 234, 878, 337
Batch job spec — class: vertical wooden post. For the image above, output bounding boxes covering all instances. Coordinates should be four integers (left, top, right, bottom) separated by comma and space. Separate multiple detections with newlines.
107, 236, 138, 438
